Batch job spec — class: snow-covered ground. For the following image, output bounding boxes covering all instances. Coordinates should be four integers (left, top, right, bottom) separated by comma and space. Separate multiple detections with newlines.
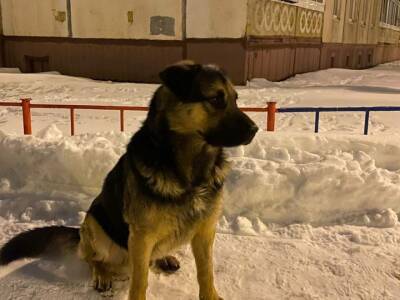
1, 62, 400, 299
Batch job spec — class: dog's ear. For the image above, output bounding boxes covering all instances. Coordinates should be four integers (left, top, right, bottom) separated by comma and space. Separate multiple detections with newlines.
159, 61, 202, 99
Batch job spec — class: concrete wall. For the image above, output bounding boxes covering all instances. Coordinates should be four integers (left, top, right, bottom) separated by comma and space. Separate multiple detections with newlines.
0, 1, 3, 67
247, 0, 323, 38
378, 25, 400, 45
295, 7, 324, 38
1, 0, 399, 84
295, 0, 325, 12
3, 37, 184, 81
356, 0, 369, 44
342, 0, 358, 44
0, 0, 2, 35
366, 0, 382, 45
341, 0, 384, 45
186, 40, 247, 83
323, 0, 346, 43
186, 0, 247, 38
1, 0, 69, 37
71, 0, 182, 40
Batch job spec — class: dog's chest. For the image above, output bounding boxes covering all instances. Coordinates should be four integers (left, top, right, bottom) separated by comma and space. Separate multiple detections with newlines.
151, 187, 219, 258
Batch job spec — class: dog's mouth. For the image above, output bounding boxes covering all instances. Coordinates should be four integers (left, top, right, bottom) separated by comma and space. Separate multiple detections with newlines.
196, 109, 259, 148
241, 126, 258, 145
199, 125, 258, 148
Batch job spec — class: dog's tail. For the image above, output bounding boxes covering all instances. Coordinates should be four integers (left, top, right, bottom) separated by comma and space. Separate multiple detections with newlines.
0, 226, 80, 265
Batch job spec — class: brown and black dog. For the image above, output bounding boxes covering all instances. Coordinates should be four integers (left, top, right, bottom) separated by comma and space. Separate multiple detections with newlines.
0, 61, 258, 300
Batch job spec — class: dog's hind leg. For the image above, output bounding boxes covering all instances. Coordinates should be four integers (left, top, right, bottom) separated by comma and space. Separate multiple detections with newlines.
79, 214, 128, 293
78, 230, 114, 292
91, 261, 113, 292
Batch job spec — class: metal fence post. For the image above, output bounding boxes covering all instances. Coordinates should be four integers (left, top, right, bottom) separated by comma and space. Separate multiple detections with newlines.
70, 108, 75, 136
364, 110, 370, 135
21, 98, 32, 135
120, 109, 125, 132
315, 110, 320, 133
267, 102, 276, 131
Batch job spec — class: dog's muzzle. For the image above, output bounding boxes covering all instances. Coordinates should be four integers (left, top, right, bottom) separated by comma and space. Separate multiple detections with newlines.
204, 110, 259, 147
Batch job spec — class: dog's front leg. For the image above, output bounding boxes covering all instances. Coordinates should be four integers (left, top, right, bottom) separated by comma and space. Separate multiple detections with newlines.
191, 224, 222, 300
128, 228, 155, 300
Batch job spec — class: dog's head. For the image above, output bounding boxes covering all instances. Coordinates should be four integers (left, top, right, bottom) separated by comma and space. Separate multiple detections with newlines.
152, 61, 258, 147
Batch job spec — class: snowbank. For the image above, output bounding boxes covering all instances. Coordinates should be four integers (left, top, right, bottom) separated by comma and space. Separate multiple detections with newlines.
0, 68, 21, 74
225, 132, 400, 227
248, 61, 400, 90
1, 127, 398, 230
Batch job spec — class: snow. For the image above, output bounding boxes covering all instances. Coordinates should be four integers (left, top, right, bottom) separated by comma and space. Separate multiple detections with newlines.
1, 62, 400, 299
1, 60, 400, 136
0, 68, 21, 74
1, 129, 399, 228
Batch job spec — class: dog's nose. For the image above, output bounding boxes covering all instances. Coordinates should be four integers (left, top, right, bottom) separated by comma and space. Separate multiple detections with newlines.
250, 124, 259, 135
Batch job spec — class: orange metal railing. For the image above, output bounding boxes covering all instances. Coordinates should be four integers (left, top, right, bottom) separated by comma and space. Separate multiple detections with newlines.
0, 99, 277, 135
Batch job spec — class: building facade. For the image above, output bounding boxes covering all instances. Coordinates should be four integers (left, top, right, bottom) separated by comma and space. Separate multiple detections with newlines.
0, 0, 399, 84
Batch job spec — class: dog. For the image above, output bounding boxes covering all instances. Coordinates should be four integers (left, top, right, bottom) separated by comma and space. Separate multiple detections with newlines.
0, 61, 258, 300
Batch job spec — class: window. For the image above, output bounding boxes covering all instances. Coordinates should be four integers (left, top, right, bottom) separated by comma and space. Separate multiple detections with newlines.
348, 0, 358, 22
361, 0, 368, 25
396, 8, 400, 27
333, 0, 341, 18
381, 0, 388, 23
369, 2, 377, 27
380, 0, 400, 27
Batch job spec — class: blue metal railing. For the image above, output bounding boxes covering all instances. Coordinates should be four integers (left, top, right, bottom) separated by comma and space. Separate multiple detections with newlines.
277, 106, 400, 135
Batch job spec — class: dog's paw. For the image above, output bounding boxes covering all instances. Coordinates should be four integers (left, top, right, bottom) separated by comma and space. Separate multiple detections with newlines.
199, 296, 223, 300
199, 291, 223, 300
93, 276, 113, 293
153, 255, 180, 274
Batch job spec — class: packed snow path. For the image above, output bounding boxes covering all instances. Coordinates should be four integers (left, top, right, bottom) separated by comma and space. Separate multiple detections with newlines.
1, 61, 400, 136
1, 220, 400, 300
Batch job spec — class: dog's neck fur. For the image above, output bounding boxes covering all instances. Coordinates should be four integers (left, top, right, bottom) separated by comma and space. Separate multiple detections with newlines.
169, 132, 218, 184
127, 88, 228, 199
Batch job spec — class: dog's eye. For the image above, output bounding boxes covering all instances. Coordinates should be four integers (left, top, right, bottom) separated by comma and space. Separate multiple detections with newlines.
207, 95, 226, 109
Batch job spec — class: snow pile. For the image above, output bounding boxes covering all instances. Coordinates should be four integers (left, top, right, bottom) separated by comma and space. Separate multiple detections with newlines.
1, 127, 399, 230
0, 127, 129, 224
0, 68, 21, 74
224, 133, 400, 227
281, 68, 400, 90
247, 60, 400, 91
